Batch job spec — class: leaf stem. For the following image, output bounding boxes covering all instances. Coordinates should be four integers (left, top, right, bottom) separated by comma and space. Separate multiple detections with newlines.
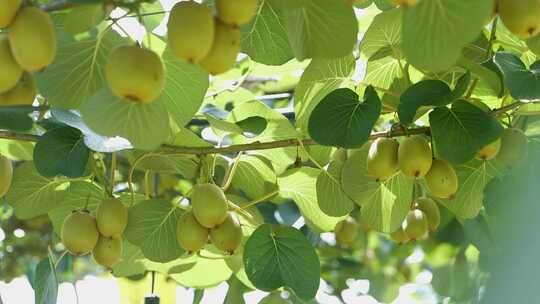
221, 152, 243, 192
109, 152, 117, 196
241, 189, 279, 210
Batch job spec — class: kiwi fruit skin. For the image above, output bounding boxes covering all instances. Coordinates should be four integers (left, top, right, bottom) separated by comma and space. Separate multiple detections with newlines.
475, 138, 502, 161
496, 128, 528, 170
176, 210, 209, 252
92, 236, 123, 268
191, 183, 229, 228
499, 0, 540, 38
402, 209, 428, 240
414, 197, 440, 232
425, 159, 458, 199
0, 72, 36, 105
209, 213, 242, 254
390, 226, 409, 244
61, 210, 99, 255
398, 135, 433, 179
105, 45, 165, 103
215, 0, 258, 26
367, 137, 399, 182
167, 1, 215, 63
8, 7, 56, 71
199, 20, 241, 75
96, 198, 128, 238
0, 155, 13, 197
0, 0, 21, 28
334, 217, 359, 246
0, 35, 22, 92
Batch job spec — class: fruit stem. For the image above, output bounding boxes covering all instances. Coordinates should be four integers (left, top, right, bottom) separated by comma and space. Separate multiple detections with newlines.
144, 170, 151, 199
221, 152, 244, 192
109, 152, 117, 196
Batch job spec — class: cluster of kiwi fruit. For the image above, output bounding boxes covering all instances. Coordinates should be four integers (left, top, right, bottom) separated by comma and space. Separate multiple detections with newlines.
177, 183, 243, 255
0, 2, 56, 105
61, 197, 128, 268
167, 0, 257, 74
103, 0, 258, 105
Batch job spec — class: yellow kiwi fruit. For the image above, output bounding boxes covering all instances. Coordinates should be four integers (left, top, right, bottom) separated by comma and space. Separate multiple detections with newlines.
0, 35, 22, 92
199, 21, 241, 75
105, 45, 165, 103
9, 7, 56, 71
425, 159, 458, 199
0, 0, 21, 28
191, 183, 229, 228
334, 217, 359, 247
402, 209, 428, 240
0, 154, 13, 197
215, 0, 258, 26
414, 197, 440, 232
176, 210, 209, 252
499, 0, 540, 38
167, 1, 215, 63
367, 137, 399, 182
398, 135, 433, 178
0, 72, 36, 105
496, 128, 528, 170
61, 210, 99, 255
96, 198, 128, 238
209, 213, 242, 254
92, 236, 123, 268
475, 138, 502, 161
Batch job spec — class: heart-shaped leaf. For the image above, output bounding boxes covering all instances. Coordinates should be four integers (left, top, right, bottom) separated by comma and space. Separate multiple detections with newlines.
308, 87, 381, 148
493, 52, 540, 101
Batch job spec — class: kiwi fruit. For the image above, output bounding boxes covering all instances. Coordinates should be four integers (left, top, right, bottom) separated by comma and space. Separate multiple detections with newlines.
475, 138, 502, 161
96, 198, 128, 238
199, 20, 241, 75
0, 35, 22, 92
0, 154, 13, 197
499, 0, 540, 38
334, 217, 358, 246
92, 236, 123, 268
496, 128, 528, 170
105, 45, 165, 103
215, 0, 258, 26
61, 210, 99, 255
390, 226, 409, 244
209, 213, 242, 254
402, 209, 428, 240
167, 1, 215, 63
398, 135, 433, 178
414, 197, 440, 232
191, 183, 229, 228
0, 72, 36, 105
0, 0, 21, 28
8, 7, 56, 71
367, 137, 399, 182
176, 210, 209, 252
425, 159, 458, 199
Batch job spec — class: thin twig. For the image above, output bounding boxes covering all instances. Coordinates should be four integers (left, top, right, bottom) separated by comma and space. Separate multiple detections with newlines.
241, 189, 279, 210
221, 152, 244, 191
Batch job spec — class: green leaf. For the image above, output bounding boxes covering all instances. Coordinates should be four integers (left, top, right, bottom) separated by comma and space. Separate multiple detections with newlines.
360, 8, 402, 60
294, 54, 355, 133
111, 239, 146, 278
397, 73, 470, 125
130, 152, 199, 179
429, 100, 504, 164
34, 256, 58, 304
162, 48, 209, 127
243, 224, 320, 301
36, 29, 124, 109
316, 161, 354, 217
140, 2, 164, 31
283, 0, 358, 60
0, 106, 34, 131
341, 148, 414, 233
241, 0, 294, 65
439, 160, 502, 219
64, 5, 105, 35
277, 167, 344, 232
124, 199, 183, 263
231, 155, 278, 200
48, 181, 104, 235
224, 276, 248, 304
6, 162, 69, 219
493, 52, 540, 101
34, 126, 90, 178
0, 139, 34, 160
170, 254, 233, 288
308, 87, 381, 149
402, 0, 493, 72
80, 88, 170, 150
